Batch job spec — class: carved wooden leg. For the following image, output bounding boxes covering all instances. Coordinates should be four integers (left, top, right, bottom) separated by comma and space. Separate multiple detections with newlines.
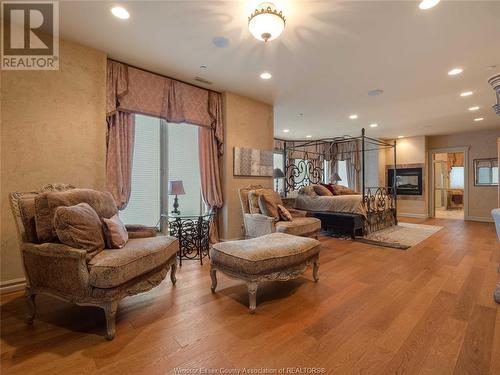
103, 301, 118, 340
25, 288, 36, 325
210, 267, 217, 293
170, 262, 177, 285
247, 282, 258, 314
313, 257, 320, 282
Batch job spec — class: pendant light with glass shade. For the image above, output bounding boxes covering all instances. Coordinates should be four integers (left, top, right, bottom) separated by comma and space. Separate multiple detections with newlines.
248, 2, 286, 42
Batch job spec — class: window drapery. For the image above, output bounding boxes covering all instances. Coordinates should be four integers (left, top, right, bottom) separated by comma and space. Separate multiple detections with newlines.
106, 60, 224, 240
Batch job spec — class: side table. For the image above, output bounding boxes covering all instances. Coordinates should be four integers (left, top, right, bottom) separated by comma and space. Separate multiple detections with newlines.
163, 212, 214, 266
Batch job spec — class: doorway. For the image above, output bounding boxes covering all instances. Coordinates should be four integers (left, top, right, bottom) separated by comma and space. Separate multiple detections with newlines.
431, 151, 466, 220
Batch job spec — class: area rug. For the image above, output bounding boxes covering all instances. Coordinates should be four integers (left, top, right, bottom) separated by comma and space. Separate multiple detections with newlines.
355, 222, 443, 250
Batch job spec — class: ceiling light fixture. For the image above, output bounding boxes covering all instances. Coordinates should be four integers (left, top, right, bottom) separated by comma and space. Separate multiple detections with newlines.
474, 117, 484, 122
419, 0, 441, 10
460, 91, 473, 97
305, 135, 312, 138
468, 106, 480, 111
349, 114, 358, 119
397, 136, 404, 139
260, 72, 272, 80
369, 123, 378, 128
448, 68, 463, 76
248, 2, 286, 42
111, 6, 130, 19
282, 129, 290, 133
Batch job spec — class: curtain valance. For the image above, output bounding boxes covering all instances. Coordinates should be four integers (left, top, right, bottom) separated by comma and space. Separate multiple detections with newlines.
106, 60, 224, 154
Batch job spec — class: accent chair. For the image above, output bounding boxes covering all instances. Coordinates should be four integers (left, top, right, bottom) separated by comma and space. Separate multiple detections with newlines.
238, 186, 321, 239
9, 184, 178, 340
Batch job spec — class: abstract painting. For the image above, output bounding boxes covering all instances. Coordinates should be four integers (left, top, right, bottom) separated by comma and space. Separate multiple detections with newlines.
233, 147, 273, 177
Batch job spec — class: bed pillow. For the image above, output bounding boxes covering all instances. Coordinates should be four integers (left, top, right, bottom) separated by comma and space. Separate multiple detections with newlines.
332, 185, 357, 195
277, 204, 293, 221
53, 203, 105, 259
298, 186, 317, 197
313, 184, 334, 196
258, 194, 280, 221
320, 183, 335, 195
102, 214, 129, 249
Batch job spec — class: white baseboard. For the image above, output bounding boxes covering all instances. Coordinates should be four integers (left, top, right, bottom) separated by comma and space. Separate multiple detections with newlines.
0, 278, 26, 294
398, 213, 430, 219
465, 216, 494, 223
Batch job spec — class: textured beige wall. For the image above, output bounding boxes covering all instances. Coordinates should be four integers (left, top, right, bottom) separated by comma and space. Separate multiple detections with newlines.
428, 128, 500, 220
219, 92, 274, 240
1, 40, 107, 284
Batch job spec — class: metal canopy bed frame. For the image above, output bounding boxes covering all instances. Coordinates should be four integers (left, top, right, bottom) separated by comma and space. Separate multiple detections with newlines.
275, 128, 398, 234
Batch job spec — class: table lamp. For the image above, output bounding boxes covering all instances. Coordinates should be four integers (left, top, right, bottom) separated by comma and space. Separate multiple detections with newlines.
273, 168, 285, 193
168, 180, 185, 215
330, 173, 342, 185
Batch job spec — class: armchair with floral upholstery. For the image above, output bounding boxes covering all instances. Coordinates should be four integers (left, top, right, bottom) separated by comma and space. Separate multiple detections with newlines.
238, 186, 321, 239
9, 184, 178, 340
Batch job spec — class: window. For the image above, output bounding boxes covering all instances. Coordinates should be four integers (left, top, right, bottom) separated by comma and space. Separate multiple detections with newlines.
449, 166, 464, 189
120, 114, 203, 226
474, 158, 499, 186
323, 159, 348, 187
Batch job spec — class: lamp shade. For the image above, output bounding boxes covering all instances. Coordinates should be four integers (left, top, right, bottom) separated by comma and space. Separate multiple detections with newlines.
331, 173, 342, 182
273, 168, 285, 178
168, 180, 185, 195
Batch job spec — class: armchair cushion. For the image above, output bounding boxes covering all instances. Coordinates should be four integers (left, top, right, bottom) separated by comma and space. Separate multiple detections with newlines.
88, 236, 178, 288
53, 203, 105, 259
35, 189, 117, 242
275, 217, 321, 237
277, 204, 293, 221
102, 215, 128, 249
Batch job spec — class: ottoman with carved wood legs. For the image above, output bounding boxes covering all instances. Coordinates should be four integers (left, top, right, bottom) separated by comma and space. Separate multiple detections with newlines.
209, 233, 321, 313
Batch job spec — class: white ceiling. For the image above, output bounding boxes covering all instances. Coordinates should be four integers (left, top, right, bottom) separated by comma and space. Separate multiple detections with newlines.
59, 0, 500, 140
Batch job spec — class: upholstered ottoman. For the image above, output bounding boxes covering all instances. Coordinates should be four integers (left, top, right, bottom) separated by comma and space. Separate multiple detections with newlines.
209, 233, 321, 313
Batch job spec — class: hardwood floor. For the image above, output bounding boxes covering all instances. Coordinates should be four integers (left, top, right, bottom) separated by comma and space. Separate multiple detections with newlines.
1, 218, 499, 375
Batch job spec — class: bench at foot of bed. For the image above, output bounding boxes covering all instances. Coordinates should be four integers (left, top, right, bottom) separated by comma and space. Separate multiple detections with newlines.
308, 211, 364, 239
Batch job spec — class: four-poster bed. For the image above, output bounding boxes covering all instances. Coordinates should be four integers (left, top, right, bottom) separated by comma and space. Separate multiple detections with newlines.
274, 128, 398, 235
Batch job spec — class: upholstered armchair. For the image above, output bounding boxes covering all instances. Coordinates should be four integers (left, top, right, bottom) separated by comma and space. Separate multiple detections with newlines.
238, 186, 321, 239
9, 184, 178, 340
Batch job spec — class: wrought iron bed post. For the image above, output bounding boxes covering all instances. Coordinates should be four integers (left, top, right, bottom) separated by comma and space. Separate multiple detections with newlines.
361, 128, 366, 194
393, 139, 398, 224
283, 141, 287, 197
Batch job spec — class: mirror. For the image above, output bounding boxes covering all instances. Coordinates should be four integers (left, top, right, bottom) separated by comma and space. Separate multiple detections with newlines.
473, 158, 498, 186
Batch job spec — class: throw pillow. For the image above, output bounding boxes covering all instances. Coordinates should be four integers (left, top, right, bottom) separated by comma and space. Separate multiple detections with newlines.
277, 204, 293, 221
320, 183, 335, 195
102, 215, 129, 249
53, 203, 105, 259
258, 194, 280, 221
332, 185, 357, 195
313, 184, 334, 196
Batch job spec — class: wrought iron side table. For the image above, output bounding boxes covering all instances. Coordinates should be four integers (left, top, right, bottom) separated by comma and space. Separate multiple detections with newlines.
163, 212, 214, 266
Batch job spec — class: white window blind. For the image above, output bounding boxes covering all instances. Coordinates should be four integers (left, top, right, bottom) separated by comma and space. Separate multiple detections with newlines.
450, 166, 464, 189
167, 123, 203, 215
337, 160, 348, 187
120, 115, 161, 226
273, 152, 284, 192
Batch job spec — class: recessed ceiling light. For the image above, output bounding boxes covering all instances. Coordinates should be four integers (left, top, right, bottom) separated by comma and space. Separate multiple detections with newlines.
369, 123, 378, 128
200, 65, 208, 69
305, 135, 312, 138
349, 114, 358, 119
212, 36, 230, 48
468, 106, 480, 111
460, 91, 473, 97
397, 136, 404, 139
297, 113, 304, 117
260, 72, 272, 80
111, 6, 130, 19
474, 117, 484, 122
448, 68, 463, 76
282, 129, 290, 133
419, 0, 441, 10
